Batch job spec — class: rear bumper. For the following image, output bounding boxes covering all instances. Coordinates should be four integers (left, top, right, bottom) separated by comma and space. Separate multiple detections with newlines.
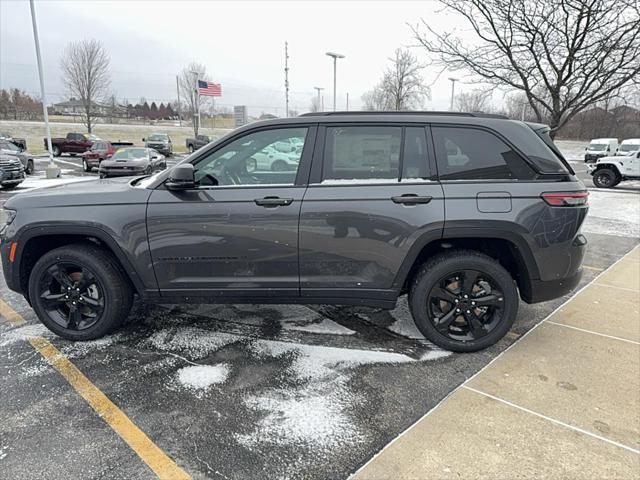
526, 268, 583, 303
523, 233, 587, 303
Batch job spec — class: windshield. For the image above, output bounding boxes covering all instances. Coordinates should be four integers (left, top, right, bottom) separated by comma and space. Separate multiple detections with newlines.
148, 134, 168, 141
619, 144, 639, 152
0, 142, 19, 152
111, 148, 147, 160
588, 143, 608, 151
86, 134, 101, 141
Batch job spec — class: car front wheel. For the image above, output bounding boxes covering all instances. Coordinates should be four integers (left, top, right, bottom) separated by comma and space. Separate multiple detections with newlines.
82, 159, 90, 172
593, 168, 619, 188
409, 250, 519, 352
28, 244, 133, 340
26, 159, 34, 175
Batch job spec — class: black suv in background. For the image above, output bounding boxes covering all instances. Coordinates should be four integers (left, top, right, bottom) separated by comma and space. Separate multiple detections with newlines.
0, 112, 588, 352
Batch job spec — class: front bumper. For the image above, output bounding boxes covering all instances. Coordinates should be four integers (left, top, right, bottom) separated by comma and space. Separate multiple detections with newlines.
584, 153, 605, 163
0, 170, 25, 185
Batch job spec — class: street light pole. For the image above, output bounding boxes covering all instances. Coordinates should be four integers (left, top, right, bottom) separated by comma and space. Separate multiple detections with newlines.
29, 0, 60, 179
326, 52, 345, 111
448, 77, 458, 111
313, 86, 324, 112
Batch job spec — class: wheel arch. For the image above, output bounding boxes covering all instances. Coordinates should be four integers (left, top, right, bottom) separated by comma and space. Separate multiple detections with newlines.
14, 226, 146, 301
395, 229, 539, 302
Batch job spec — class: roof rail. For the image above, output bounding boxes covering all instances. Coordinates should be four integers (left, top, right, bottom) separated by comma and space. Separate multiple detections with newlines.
299, 111, 509, 119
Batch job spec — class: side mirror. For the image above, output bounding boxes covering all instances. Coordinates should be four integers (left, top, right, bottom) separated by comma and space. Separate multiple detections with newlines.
166, 164, 195, 190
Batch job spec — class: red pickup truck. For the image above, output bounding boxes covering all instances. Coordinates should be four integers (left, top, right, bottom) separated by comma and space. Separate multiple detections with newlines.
45, 133, 134, 157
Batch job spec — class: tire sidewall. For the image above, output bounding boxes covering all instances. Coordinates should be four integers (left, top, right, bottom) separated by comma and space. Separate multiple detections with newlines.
28, 248, 122, 340
410, 254, 519, 352
594, 169, 615, 188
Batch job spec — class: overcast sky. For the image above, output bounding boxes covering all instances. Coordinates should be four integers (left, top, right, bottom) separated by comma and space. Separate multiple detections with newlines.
1, 0, 477, 115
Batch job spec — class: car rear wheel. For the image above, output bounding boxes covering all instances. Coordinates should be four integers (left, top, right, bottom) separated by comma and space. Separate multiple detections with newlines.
189, 145, 195, 153
28, 244, 133, 340
409, 250, 519, 352
52, 146, 61, 157
82, 159, 90, 172
25, 159, 34, 175
593, 168, 618, 188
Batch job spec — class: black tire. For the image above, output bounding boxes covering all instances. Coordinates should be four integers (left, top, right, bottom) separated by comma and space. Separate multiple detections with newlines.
52, 146, 61, 157
25, 159, 34, 175
99, 173, 107, 179
82, 159, 90, 172
593, 168, 618, 188
28, 243, 133, 341
1, 184, 18, 190
409, 250, 519, 352
271, 160, 288, 172
189, 145, 195, 153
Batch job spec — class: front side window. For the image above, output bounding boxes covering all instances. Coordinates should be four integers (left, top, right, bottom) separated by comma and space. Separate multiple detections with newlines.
432, 126, 536, 180
323, 126, 401, 181
0, 141, 20, 152
194, 127, 307, 187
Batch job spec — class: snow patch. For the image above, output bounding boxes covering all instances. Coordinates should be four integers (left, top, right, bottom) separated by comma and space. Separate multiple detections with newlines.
147, 326, 240, 359
177, 364, 230, 390
582, 190, 640, 237
283, 318, 355, 336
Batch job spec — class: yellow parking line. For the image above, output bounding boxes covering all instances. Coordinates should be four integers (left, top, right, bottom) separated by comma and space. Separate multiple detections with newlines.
0, 300, 191, 480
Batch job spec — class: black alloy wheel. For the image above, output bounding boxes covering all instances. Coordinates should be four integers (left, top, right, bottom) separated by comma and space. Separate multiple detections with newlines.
29, 244, 133, 340
427, 269, 504, 342
409, 250, 519, 352
37, 262, 105, 331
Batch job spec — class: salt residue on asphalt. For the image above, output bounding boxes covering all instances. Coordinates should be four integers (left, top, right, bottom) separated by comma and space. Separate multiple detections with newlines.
177, 363, 230, 390
147, 326, 240, 359
0, 323, 50, 347
283, 318, 355, 335
238, 338, 451, 451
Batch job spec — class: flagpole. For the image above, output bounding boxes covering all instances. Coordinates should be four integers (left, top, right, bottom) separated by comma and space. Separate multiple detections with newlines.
212, 97, 215, 131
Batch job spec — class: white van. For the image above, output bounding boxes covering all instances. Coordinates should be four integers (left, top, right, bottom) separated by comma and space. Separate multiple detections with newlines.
615, 138, 640, 156
584, 138, 618, 163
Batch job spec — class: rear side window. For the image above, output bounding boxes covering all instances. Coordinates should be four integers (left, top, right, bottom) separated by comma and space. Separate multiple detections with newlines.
323, 126, 401, 181
403, 127, 429, 179
432, 126, 536, 180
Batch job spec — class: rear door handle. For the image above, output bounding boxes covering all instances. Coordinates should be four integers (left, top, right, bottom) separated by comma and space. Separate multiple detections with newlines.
391, 194, 433, 205
254, 196, 294, 207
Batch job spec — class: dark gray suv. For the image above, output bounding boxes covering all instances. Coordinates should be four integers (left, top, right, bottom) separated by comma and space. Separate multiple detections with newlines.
0, 112, 588, 352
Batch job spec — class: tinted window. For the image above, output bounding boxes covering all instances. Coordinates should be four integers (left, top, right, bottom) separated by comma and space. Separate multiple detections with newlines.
323, 126, 401, 181
402, 127, 429, 179
433, 127, 536, 180
194, 127, 307, 187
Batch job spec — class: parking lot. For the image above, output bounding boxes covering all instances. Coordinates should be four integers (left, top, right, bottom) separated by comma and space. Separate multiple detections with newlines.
1, 144, 639, 479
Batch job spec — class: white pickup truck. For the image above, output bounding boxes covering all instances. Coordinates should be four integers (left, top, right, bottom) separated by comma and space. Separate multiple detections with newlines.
588, 146, 640, 188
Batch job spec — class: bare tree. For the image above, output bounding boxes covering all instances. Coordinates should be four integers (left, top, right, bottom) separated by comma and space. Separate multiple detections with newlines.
177, 62, 211, 136
60, 39, 111, 133
455, 89, 490, 112
362, 48, 430, 110
413, 0, 640, 137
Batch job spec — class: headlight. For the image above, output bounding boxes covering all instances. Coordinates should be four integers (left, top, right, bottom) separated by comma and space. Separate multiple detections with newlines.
0, 208, 16, 230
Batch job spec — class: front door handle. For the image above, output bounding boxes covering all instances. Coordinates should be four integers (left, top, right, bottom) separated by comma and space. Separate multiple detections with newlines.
254, 196, 294, 207
391, 194, 433, 205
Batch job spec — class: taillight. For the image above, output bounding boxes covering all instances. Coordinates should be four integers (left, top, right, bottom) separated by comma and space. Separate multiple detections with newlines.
541, 191, 589, 206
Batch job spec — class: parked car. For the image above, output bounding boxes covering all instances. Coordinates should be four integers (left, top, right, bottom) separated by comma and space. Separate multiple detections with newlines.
587, 150, 640, 188
248, 144, 300, 172
615, 138, 640, 157
0, 154, 25, 189
0, 112, 588, 353
584, 138, 618, 163
143, 133, 172, 156
0, 140, 34, 174
98, 147, 166, 178
186, 135, 210, 153
81, 141, 116, 172
47, 133, 101, 157
46, 133, 133, 157
0, 132, 27, 151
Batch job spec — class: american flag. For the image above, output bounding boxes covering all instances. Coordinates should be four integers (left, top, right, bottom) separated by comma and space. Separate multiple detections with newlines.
198, 80, 222, 97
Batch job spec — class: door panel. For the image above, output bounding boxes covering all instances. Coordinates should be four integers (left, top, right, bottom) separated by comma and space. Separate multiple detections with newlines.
147, 186, 304, 296
298, 183, 445, 296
